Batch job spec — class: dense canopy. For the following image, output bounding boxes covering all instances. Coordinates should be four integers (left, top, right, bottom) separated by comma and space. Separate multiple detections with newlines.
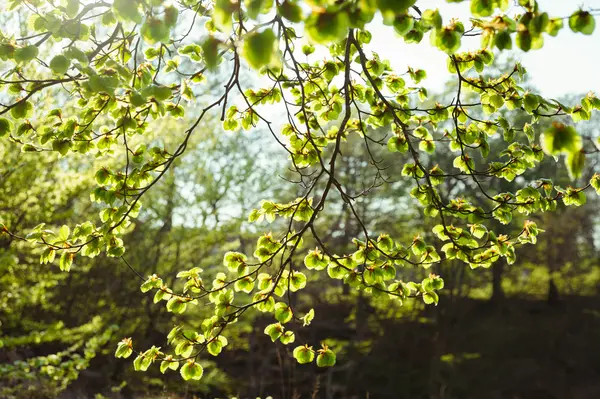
0, 0, 599, 395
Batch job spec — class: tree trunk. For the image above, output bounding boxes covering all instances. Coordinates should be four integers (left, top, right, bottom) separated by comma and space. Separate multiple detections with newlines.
547, 277, 560, 305
491, 259, 505, 303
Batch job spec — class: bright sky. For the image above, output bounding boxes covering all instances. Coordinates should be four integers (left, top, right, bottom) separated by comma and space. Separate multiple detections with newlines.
367, 0, 600, 99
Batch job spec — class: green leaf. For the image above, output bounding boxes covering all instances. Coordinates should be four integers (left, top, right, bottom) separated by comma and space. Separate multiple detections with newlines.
246, 0, 266, 19
422, 9, 442, 30
243, 29, 277, 70
164, 6, 178, 27
207, 339, 223, 356
133, 353, 152, 371
280, 330, 296, 345
327, 262, 348, 279
387, 135, 408, 152
175, 341, 194, 357
540, 122, 581, 155
316, 349, 336, 367
306, 10, 350, 43
562, 188, 586, 207
590, 174, 600, 194
65, 0, 80, 17
112, 0, 142, 23
377, 234, 394, 252
154, 289, 169, 303
133, 355, 143, 371
147, 85, 172, 101
489, 94, 504, 109
289, 271, 307, 292
95, 168, 111, 185
523, 123, 535, 143
0, 118, 13, 137
166, 297, 187, 314
423, 291, 439, 305
213, 0, 235, 31
433, 28, 461, 54
141, 275, 162, 293
14, 45, 39, 63
393, 14, 414, 36
304, 249, 329, 270
516, 30, 532, 52
201, 36, 221, 70
178, 44, 201, 62
377, 0, 417, 17
264, 323, 284, 342
58, 251, 75, 272
234, 277, 254, 293
292, 345, 315, 364
565, 151, 585, 180
115, 339, 133, 358
141, 18, 171, 44
302, 309, 315, 326
52, 140, 71, 156
523, 92, 539, 114
546, 18, 563, 36
419, 139, 436, 154
470, 0, 494, 17
274, 302, 293, 323
180, 361, 203, 381
278, 0, 303, 23
223, 251, 247, 271
302, 44, 315, 55
160, 359, 179, 374
432, 277, 444, 290
57, 225, 70, 241
50, 55, 70, 74
569, 11, 595, 35
10, 100, 33, 119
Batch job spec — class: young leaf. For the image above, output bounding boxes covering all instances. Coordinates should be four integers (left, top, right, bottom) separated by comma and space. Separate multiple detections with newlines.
243, 29, 277, 70
180, 361, 203, 381
0, 118, 12, 137
316, 349, 336, 367
293, 345, 315, 364
50, 55, 70, 74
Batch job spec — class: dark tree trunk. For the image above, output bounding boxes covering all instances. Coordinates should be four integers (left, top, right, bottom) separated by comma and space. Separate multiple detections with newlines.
547, 277, 560, 305
491, 259, 505, 303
